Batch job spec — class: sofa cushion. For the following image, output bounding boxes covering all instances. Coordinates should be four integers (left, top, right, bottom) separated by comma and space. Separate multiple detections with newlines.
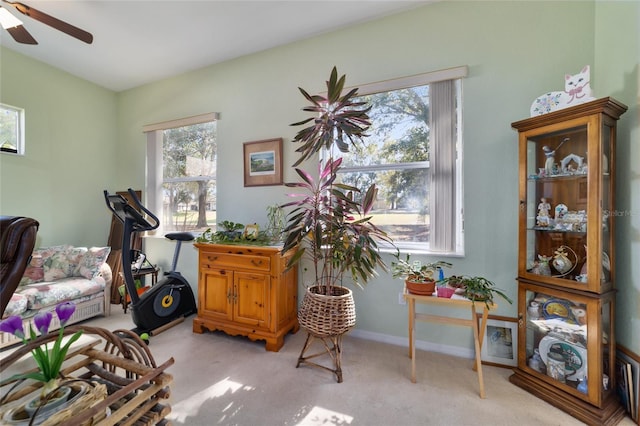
3, 292, 28, 317
20, 246, 69, 286
19, 276, 106, 311
39, 245, 73, 281
20, 246, 111, 283
19, 253, 45, 286
75, 247, 111, 279
45, 246, 88, 281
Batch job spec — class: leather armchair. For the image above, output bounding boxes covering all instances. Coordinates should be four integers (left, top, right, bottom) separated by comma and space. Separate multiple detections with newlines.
1, 216, 39, 317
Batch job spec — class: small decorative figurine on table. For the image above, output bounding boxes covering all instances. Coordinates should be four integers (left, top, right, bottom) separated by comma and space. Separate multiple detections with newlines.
542, 137, 570, 176
543, 146, 556, 175
552, 245, 575, 275
554, 203, 568, 221
530, 65, 595, 116
531, 255, 552, 276
560, 153, 584, 173
537, 198, 551, 227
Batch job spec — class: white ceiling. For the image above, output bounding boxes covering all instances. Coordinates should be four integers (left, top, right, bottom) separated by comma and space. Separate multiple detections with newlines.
0, 0, 431, 92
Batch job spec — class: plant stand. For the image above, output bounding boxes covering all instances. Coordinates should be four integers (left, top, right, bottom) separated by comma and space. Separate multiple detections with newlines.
296, 286, 356, 383
296, 332, 345, 383
404, 286, 495, 398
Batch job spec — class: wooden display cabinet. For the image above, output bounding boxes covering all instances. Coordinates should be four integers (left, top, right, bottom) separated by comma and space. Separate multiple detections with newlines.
509, 98, 627, 425
192, 243, 298, 351
510, 281, 623, 424
515, 98, 626, 294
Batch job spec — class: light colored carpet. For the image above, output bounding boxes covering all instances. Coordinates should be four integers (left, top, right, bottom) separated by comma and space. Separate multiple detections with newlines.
85, 309, 634, 426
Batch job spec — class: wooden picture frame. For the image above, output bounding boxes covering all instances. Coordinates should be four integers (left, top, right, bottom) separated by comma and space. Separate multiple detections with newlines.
477, 314, 518, 368
617, 345, 640, 423
243, 224, 260, 240
243, 138, 283, 187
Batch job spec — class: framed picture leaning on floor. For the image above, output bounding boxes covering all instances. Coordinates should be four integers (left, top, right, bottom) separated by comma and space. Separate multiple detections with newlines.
477, 314, 518, 368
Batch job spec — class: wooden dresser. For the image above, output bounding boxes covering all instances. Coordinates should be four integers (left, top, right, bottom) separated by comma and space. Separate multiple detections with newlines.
192, 243, 298, 351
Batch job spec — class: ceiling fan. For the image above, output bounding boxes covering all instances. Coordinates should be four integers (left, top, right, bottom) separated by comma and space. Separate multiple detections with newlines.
0, 0, 92, 45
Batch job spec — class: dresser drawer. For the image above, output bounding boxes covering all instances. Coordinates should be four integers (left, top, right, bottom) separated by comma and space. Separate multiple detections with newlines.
200, 252, 271, 272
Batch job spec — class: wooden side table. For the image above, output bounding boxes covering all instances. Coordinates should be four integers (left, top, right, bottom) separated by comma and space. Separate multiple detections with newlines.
404, 287, 494, 398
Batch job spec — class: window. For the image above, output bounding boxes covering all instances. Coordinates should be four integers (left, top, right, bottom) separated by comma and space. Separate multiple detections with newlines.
1, 103, 25, 155
144, 113, 219, 233
334, 67, 466, 255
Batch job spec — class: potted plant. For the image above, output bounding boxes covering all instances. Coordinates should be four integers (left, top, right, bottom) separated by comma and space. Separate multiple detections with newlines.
281, 67, 393, 382
391, 252, 451, 295
217, 221, 245, 240
265, 204, 285, 243
196, 220, 271, 245
282, 67, 393, 297
442, 275, 513, 308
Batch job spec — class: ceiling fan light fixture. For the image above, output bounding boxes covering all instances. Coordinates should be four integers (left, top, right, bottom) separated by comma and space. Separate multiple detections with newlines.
0, 6, 22, 29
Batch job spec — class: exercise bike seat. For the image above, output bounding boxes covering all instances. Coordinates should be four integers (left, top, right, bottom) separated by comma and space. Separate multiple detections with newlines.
165, 232, 195, 242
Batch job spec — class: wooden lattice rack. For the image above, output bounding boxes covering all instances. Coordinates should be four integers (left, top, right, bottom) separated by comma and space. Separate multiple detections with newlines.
0, 326, 174, 426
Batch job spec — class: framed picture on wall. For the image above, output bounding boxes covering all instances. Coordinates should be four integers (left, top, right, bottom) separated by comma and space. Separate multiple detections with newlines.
477, 314, 518, 368
243, 138, 283, 187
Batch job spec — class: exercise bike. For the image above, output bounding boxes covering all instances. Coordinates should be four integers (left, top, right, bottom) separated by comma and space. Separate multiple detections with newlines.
104, 188, 197, 336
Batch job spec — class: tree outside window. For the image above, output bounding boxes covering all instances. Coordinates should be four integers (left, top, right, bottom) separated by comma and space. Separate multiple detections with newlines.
0, 103, 24, 155
335, 71, 464, 254
161, 122, 217, 232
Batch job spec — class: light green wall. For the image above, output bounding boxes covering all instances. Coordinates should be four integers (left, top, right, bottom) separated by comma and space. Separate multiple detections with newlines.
1, 1, 638, 355
0, 48, 118, 247
594, 0, 640, 352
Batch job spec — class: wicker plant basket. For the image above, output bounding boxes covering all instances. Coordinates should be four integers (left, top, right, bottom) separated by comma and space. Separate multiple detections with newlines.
298, 285, 356, 337
1, 380, 107, 426
41, 381, 108, 426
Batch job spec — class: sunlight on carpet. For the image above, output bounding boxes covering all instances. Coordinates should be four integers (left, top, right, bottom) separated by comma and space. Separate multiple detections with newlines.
296, 406, 354, 425
168, 377, 254, 423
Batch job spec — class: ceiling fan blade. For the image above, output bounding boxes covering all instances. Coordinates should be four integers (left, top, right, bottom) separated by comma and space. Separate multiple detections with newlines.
4, 1, 92, 44
5, 23, 37, 44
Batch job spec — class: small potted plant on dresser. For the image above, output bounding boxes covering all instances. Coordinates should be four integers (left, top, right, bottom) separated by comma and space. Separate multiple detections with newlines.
391, 252, 451, 296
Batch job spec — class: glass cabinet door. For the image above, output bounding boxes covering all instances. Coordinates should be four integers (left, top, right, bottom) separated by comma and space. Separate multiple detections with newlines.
519, 117, 614, 294
519, 283, 614, 406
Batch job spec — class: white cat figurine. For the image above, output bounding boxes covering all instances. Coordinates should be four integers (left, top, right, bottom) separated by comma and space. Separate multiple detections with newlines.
530, 65, 595, 116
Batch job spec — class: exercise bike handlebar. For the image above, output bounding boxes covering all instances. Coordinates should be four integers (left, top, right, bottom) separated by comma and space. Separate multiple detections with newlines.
103, 188, 160, 232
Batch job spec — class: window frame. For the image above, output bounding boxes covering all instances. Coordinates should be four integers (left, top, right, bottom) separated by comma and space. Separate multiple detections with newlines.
0, 103, 25, 156
330, 66, 467, 256
144, 112, 219, 235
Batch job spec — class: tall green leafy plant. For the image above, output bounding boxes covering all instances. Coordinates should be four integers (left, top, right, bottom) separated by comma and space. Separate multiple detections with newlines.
281, 67, 393, 294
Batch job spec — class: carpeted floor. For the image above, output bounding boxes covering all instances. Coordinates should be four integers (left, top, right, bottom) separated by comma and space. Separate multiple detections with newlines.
85, 309, 635, 426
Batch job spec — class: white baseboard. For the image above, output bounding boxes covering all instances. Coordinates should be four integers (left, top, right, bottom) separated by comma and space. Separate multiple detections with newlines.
349, 328, 475, 360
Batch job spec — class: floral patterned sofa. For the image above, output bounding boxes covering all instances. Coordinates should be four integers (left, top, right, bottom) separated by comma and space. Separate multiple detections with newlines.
1, 245, 112, 348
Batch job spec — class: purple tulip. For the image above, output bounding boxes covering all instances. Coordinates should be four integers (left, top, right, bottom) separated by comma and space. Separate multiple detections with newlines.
0, 315, 25, 339
55, 302, 76, 326
34, 311, 53, 335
